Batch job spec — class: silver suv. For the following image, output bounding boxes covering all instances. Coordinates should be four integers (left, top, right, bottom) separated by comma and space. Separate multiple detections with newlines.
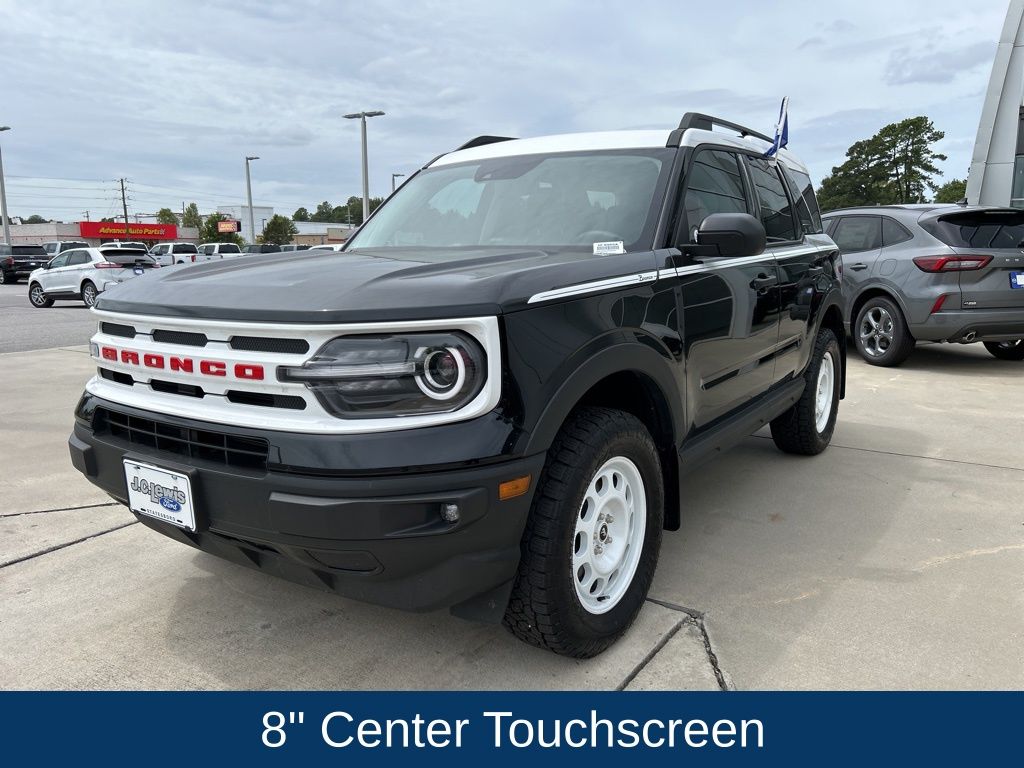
824, 205, 1024, 365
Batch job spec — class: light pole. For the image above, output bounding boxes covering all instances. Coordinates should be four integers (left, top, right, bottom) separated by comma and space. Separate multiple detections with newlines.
391, 172, 405, 193
245, 155, 259, 243
0, 126, 11, 245
343, 110, 384, 223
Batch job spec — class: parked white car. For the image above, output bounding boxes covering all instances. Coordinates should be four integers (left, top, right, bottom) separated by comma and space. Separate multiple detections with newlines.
197, 242, 242, 259
28, 247, 159, 308
148, 242, 200, 266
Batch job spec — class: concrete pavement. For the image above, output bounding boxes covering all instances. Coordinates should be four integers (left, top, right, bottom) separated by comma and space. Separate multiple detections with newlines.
1, 319, 1021, 690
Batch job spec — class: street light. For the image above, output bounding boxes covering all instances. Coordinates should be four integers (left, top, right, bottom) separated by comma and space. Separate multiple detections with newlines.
343, 110, 384, 222
245, 156, 259, 244
391, 172, 405, 193
0, 126, 11, 245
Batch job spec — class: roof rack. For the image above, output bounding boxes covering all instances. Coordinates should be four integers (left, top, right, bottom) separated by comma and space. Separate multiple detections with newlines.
423, 135, 518, 169
667, 113, 773, 148
454, 135, 517, 151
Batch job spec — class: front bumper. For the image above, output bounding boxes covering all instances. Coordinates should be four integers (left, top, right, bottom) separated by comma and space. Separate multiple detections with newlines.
910, 308, 1024, 342
69, 394, 544, 619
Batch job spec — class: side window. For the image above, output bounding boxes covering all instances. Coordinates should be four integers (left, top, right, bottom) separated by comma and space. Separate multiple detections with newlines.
745, 157, 798, 243
49, 253, 71, 269
781, 165, 823, 234
832, 216, 882, 253
68, 251, 90, 266
683, 149, 748, 237
881, 217, 913, 247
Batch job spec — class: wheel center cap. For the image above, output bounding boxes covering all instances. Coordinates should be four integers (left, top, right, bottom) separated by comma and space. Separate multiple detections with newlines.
599, 524, 608, 542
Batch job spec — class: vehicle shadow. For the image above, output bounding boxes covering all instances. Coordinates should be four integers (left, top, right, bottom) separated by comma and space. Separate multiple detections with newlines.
886, 343, 1021, 377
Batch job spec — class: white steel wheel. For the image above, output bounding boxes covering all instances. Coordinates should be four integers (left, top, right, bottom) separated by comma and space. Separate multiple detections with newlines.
572, 456, 647, 614
814, 350, 835, 433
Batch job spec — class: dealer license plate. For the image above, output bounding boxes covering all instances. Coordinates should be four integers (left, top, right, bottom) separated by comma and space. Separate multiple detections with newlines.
123, 459, 196, 531
1010, 271, 1024, 289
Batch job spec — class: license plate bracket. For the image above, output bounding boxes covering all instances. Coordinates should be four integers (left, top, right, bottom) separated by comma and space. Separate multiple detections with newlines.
123, 459, 199, 531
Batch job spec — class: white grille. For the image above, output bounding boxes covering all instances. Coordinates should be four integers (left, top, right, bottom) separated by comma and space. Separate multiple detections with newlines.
87, 309, 502, 434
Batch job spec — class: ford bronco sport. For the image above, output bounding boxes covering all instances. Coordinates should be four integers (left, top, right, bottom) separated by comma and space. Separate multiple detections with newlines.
69, 113, 845, 657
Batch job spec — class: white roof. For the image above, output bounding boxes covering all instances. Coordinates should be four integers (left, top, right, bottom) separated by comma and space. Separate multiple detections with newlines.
430, 126, 809, 174
431, 130, 672, 167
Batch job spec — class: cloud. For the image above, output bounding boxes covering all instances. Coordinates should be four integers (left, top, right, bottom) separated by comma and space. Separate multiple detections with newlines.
885, 40, 995, 85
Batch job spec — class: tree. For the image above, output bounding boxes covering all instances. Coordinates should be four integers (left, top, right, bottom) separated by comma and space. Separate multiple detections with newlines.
182, 202, 202, 230
310, 201, 335, 222
155, 207, 179, 225
199, 213, 244, 245
260, 214, 298, 245
24, 214, 49, 224
293, 207, 310, 222
816, 117, 948, 211
934, 178, 967, 204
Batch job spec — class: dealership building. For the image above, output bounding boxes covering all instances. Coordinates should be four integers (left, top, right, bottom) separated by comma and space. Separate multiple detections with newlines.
968, 0, 1024, 208
4, 221, 200, 246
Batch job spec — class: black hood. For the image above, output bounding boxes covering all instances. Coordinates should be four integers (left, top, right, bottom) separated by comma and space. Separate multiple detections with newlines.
95, 247, 661, 323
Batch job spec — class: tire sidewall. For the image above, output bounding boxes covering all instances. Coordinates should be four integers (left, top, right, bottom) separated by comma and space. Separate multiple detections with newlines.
812, 333, 842, 447
555, 428, 663, 638
82, 282, 97, 307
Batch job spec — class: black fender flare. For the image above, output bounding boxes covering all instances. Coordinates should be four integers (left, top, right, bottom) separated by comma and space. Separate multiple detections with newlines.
522, 337, 684, 456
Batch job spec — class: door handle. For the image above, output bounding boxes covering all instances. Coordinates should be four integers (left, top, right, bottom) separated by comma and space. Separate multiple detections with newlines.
750, 274, 778, 291
849, 263, 868, 271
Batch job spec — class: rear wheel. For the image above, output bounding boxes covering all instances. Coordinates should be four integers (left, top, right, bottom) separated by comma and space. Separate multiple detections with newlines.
81, 281, 98, 308
0, 270, 11, 285
503, 407, 663, 658
984, 340, 1024, 360
29, 282, 53, 308
770, 327, 841, 455
854, 296, 914, 367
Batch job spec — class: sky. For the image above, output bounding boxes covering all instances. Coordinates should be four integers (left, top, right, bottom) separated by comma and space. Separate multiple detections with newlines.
0, 0, 1012, 222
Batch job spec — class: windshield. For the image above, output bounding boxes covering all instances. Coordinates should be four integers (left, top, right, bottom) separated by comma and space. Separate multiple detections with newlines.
924, 210, 1024, 249
349, 149, 672, 250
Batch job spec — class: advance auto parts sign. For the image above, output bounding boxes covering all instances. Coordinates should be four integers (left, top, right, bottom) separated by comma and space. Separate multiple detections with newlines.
79, 221, 178, 240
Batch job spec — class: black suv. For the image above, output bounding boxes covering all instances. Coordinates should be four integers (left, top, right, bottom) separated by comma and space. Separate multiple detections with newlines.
0, 244, 49, 284
69, 114, 845, 657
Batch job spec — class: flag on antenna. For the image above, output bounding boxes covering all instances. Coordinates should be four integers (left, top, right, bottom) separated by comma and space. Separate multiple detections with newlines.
765, 97, 789, 159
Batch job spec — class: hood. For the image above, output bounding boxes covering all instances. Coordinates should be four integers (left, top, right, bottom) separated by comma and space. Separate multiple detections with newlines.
95, 246, 660, 323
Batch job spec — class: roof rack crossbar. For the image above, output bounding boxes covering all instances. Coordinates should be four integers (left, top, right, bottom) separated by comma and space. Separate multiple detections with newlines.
676, 113, 773, 145
454, 135, 517, 152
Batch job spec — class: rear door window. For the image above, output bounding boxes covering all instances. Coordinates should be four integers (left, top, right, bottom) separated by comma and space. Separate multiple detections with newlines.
832, 216, 882, 253
781, 165, 824, 234
745, 157, 798, 243
67, 251, 91, 266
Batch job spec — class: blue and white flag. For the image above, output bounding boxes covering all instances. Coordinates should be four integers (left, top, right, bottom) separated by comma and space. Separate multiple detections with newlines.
765, 96, 789, 159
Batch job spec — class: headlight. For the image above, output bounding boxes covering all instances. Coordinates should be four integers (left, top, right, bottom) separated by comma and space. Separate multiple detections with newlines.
279, 332, 487, 418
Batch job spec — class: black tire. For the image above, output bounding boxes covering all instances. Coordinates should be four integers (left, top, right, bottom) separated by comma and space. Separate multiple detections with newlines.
81, 281, 98, 308
28, 282, 53, 308
853, 296, 914, 367
770, 327, 841, 456
984, 340, 1024, 360
503, 407, 664, 658
0, 270, 11, 285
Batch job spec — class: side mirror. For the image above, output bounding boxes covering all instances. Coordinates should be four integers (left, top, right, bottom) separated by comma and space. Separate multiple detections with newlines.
695, 213, 766, 258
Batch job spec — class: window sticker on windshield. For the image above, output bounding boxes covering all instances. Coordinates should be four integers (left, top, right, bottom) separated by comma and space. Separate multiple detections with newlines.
593, 241, 625, 255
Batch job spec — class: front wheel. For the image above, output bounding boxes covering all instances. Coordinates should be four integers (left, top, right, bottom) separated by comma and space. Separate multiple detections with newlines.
983, 340, 1024, 360
770, 328, 841, 455
28, 283, 54, 308
503, 407, 664, 658
81, 281, 98, 308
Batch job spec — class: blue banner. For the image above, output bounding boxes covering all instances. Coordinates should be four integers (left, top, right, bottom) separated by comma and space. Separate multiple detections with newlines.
0, 692, 1019, 765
